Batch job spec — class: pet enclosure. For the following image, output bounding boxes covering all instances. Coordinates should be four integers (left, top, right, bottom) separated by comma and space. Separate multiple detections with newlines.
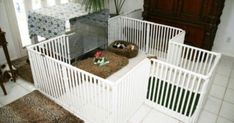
27, 16, 220, 123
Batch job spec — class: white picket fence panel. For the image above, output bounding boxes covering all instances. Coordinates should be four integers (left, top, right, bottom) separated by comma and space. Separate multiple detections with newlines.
27, 16, 220, 123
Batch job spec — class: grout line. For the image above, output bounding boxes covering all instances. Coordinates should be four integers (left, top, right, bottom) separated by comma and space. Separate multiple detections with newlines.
140, 108, 152, 123
214, 58, 234, 123
15, 78, 35, 92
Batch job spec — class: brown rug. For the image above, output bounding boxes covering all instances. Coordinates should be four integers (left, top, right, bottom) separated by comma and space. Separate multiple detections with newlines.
0, 90, 84, 123
12, 56, 34, 83
73, 51, 129, 78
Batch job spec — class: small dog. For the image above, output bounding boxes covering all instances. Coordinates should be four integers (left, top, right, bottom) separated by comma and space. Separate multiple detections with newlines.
0, 64, 17, 82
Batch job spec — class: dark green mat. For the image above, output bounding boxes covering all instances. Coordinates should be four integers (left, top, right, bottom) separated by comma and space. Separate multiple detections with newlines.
146, 77, 200, 116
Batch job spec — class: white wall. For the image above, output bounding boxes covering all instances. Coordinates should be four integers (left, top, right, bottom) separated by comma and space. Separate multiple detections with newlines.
109, 0, 143, 14
0, 1, 21, 64
212, 0, 234, 57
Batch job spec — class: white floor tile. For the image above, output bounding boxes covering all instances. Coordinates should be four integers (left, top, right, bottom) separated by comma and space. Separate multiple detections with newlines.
209, 84, 226, 99
220, 101, 234, 121
0, 82, 30, 106
142, 109, 180, 123
128, 103, 151, 123
213, 74, 229, 87
197, 110, 218, 123
0, 81, 17, 96
228, 78, 234, 90
204, 96, 222, 114
230, 69, 234, 79
16, 78, 35, 91
224, 88, 234, 104
216, 66, 232, 77
219, 55, 234, 68
216, 116, 233, 123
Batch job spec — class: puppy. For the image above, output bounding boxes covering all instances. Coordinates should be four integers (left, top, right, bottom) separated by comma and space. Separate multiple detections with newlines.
0, 64, 17, 82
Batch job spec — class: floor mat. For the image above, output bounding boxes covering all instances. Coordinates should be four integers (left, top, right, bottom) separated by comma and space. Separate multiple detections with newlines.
0, 90, 84, 123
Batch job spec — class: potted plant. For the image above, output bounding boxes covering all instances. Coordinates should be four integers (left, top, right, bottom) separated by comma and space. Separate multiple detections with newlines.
82, 0, 125, 15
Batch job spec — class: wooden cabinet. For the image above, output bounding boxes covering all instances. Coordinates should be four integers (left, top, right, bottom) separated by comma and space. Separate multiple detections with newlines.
143, 0, 225, 50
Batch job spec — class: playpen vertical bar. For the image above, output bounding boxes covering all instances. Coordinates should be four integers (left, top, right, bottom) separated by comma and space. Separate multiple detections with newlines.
77, 71, 85, 112
198, 51, 206, 74
58, 38, 63, 61
61, 37, 66, 63
51, 59, 62, 98
67, 68, 73, 105
122, 17, 126, 41
164, 66, 172, 108
176, 70, 188, 113
136, 21, 140, 47
44, 57, 55, 97
162, 26, 166, 58
133, 20, 136, 44
208, 54, 215, 74
191, 49, 198, 72
146, 23, 150, 53
161, 65, 168, 106
189, 77, 202, 117
172, 70, 182, 110
187, 48, 194, 70
202, 53, 210, 74
48, 60, 58, 97
155, 25, 159, 56
119, 17, 122, 40
62, 65, 69, 95
156, 63, 163, 103
150, 24, 154, 54
112, 85, 117, 123
127, 19, 130, 41
37, 53, 47, 91
48, 42, 53, 58
57, 64, 66, 101
138, 21, 141, 50
194, 50, 201, 73
184, 75, 197, 115
148, 61, 156, 100
65, 36, 70, 64
159, 26, 163, 58
183, 46, 190, 69
139, 21, 142, 51
179, 44, 186, 68
38, 54, 50, 94
179, 73, 192, 114
55, 38, 60, 61
168, 65, 178, 108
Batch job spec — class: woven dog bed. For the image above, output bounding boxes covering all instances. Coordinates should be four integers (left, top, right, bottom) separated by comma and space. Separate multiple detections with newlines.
73, 51, 128, 78
108, 40, 138, 58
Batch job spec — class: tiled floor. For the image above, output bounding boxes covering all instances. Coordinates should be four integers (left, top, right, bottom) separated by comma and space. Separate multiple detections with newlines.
0, 78, 35, 106
1, 55, 234, 123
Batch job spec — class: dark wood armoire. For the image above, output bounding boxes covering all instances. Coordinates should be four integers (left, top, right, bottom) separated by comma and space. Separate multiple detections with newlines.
143, 0, 225, 50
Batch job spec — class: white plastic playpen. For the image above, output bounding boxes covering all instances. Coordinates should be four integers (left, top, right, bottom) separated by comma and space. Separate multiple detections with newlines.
27, 16, 221, 123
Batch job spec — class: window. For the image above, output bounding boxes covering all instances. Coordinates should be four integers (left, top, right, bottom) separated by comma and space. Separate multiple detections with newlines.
12, 0, 70, 46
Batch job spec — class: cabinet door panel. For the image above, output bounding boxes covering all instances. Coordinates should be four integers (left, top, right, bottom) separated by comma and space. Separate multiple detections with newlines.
146, 16, 205, 48
149, 0, 178, 16
179, 0, 205, 20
